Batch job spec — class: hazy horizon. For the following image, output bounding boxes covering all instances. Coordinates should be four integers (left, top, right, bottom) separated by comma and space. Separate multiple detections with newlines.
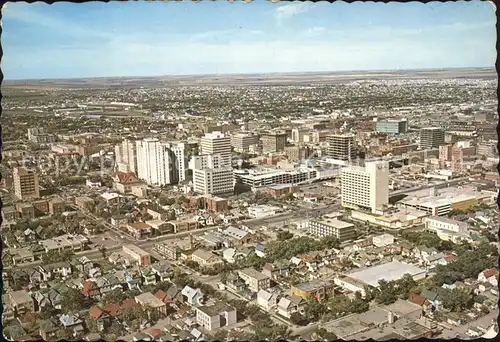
3, 66, 497, 83
3, 1, 496, 80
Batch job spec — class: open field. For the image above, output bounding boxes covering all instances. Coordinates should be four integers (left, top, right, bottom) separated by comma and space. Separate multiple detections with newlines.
3, 67, 496, 89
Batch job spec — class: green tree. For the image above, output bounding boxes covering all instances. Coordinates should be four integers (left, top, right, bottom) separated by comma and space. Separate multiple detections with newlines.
61, 288, 92, 312
440, 287, 473, 312
396, 273, 418, 299
348, 291, 369, 313
319, 235, 341, 249
313, 327, 337, 341
375, 280, 398, 305
304, 300, 328, 321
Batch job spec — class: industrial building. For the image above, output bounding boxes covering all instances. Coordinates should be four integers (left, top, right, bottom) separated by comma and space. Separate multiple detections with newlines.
335, 261, 426, 295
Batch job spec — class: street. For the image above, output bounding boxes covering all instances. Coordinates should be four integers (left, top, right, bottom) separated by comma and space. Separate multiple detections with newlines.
438, 309, 498, 339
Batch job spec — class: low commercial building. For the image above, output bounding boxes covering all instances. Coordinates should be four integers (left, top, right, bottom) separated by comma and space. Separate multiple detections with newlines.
234, 168, 317, 190
168, 219, 199, 233
16, 203, 35, 220
195, 302, 237, 331
191, 249, 224, 268
48, 197, 66, 215
154, 243, 181, 260
350, 208, 428, 230
122, 244, 151, 266
263, 184, 299, 198
203, 195, 229, 213
424, 216, 469, 234
39, 234, 89, 253
75, 196, 95, 212
372, 233, 395, 247
126, 222, 152, 239
247, 205, 280, 219
307, 218, 356, 241
291, 279, 335, 301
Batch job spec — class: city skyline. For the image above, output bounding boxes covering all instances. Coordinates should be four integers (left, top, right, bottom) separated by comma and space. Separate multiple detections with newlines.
3, 1, 496, 80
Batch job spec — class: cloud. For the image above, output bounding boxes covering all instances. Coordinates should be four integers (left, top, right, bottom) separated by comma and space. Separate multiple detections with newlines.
306, 26, 328, 36
274, 2, 312, 23
4, 2, 114, 41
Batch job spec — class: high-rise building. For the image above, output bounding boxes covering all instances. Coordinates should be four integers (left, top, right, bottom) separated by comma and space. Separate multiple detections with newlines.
291, 128, 310, 144
419, 127, 445, 149
13, 167, 40, 200
165, 142, 187, 183
115, 139, 138, 174
200, 132, 232, 167
136, 139, 174, 186
193, 132, 234, 195
230, 133, 260, 153
284, 145, 312, 163
341, 161, 389, 214
376, 119, 408, 134
327, 133, 357, 161
261, 131, 287, 154
439, 145, 453, 162
193, 167, 234, 195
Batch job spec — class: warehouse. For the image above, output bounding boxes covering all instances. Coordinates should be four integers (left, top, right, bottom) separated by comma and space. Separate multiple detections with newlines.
334, 261, 426, 295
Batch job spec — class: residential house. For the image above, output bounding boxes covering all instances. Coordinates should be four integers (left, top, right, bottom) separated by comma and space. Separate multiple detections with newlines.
8, 290, 35, 316
222, 247, 251, 264
256, 289, 279, 311
422, 252, 446, 268
277, 295, 306, 318
420, 289, 443, 311
181, 286, 204, 307
124, 269, 142, 290
59, 313, 84, 337
29, 268, 43, 284
166, 285, 184, 304
135, 292, 168, 318
262, 260, 291, 280
39, 319, 59, 340
88, 306, 110, 332
477, 268, 498, 287
408, 294, 433, 314
225, 273, 246, 292
151, 262, 172, 282
437, 254, 458, 266
112, 172, 142, 194
255, 244, 267, 258
141, 268, 158, 286
237, 268, 271, 292
412, 246, 439, 261
38, 262, 72, 281
195, 302, 237, 331
81, 280, 100, 300
33, 288, 63, 311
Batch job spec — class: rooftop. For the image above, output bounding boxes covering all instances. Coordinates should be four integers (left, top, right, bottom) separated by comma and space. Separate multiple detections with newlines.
345, 261, 426, 288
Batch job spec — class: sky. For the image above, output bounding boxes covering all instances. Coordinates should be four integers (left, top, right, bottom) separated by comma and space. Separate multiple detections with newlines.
2, 1, 497, 80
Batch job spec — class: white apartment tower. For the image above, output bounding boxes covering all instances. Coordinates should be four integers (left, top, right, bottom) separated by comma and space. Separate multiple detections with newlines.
341, 161, 389, 214
192, 132, 234, 195
115, 139, 137, 174
200, 132, 232, 168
